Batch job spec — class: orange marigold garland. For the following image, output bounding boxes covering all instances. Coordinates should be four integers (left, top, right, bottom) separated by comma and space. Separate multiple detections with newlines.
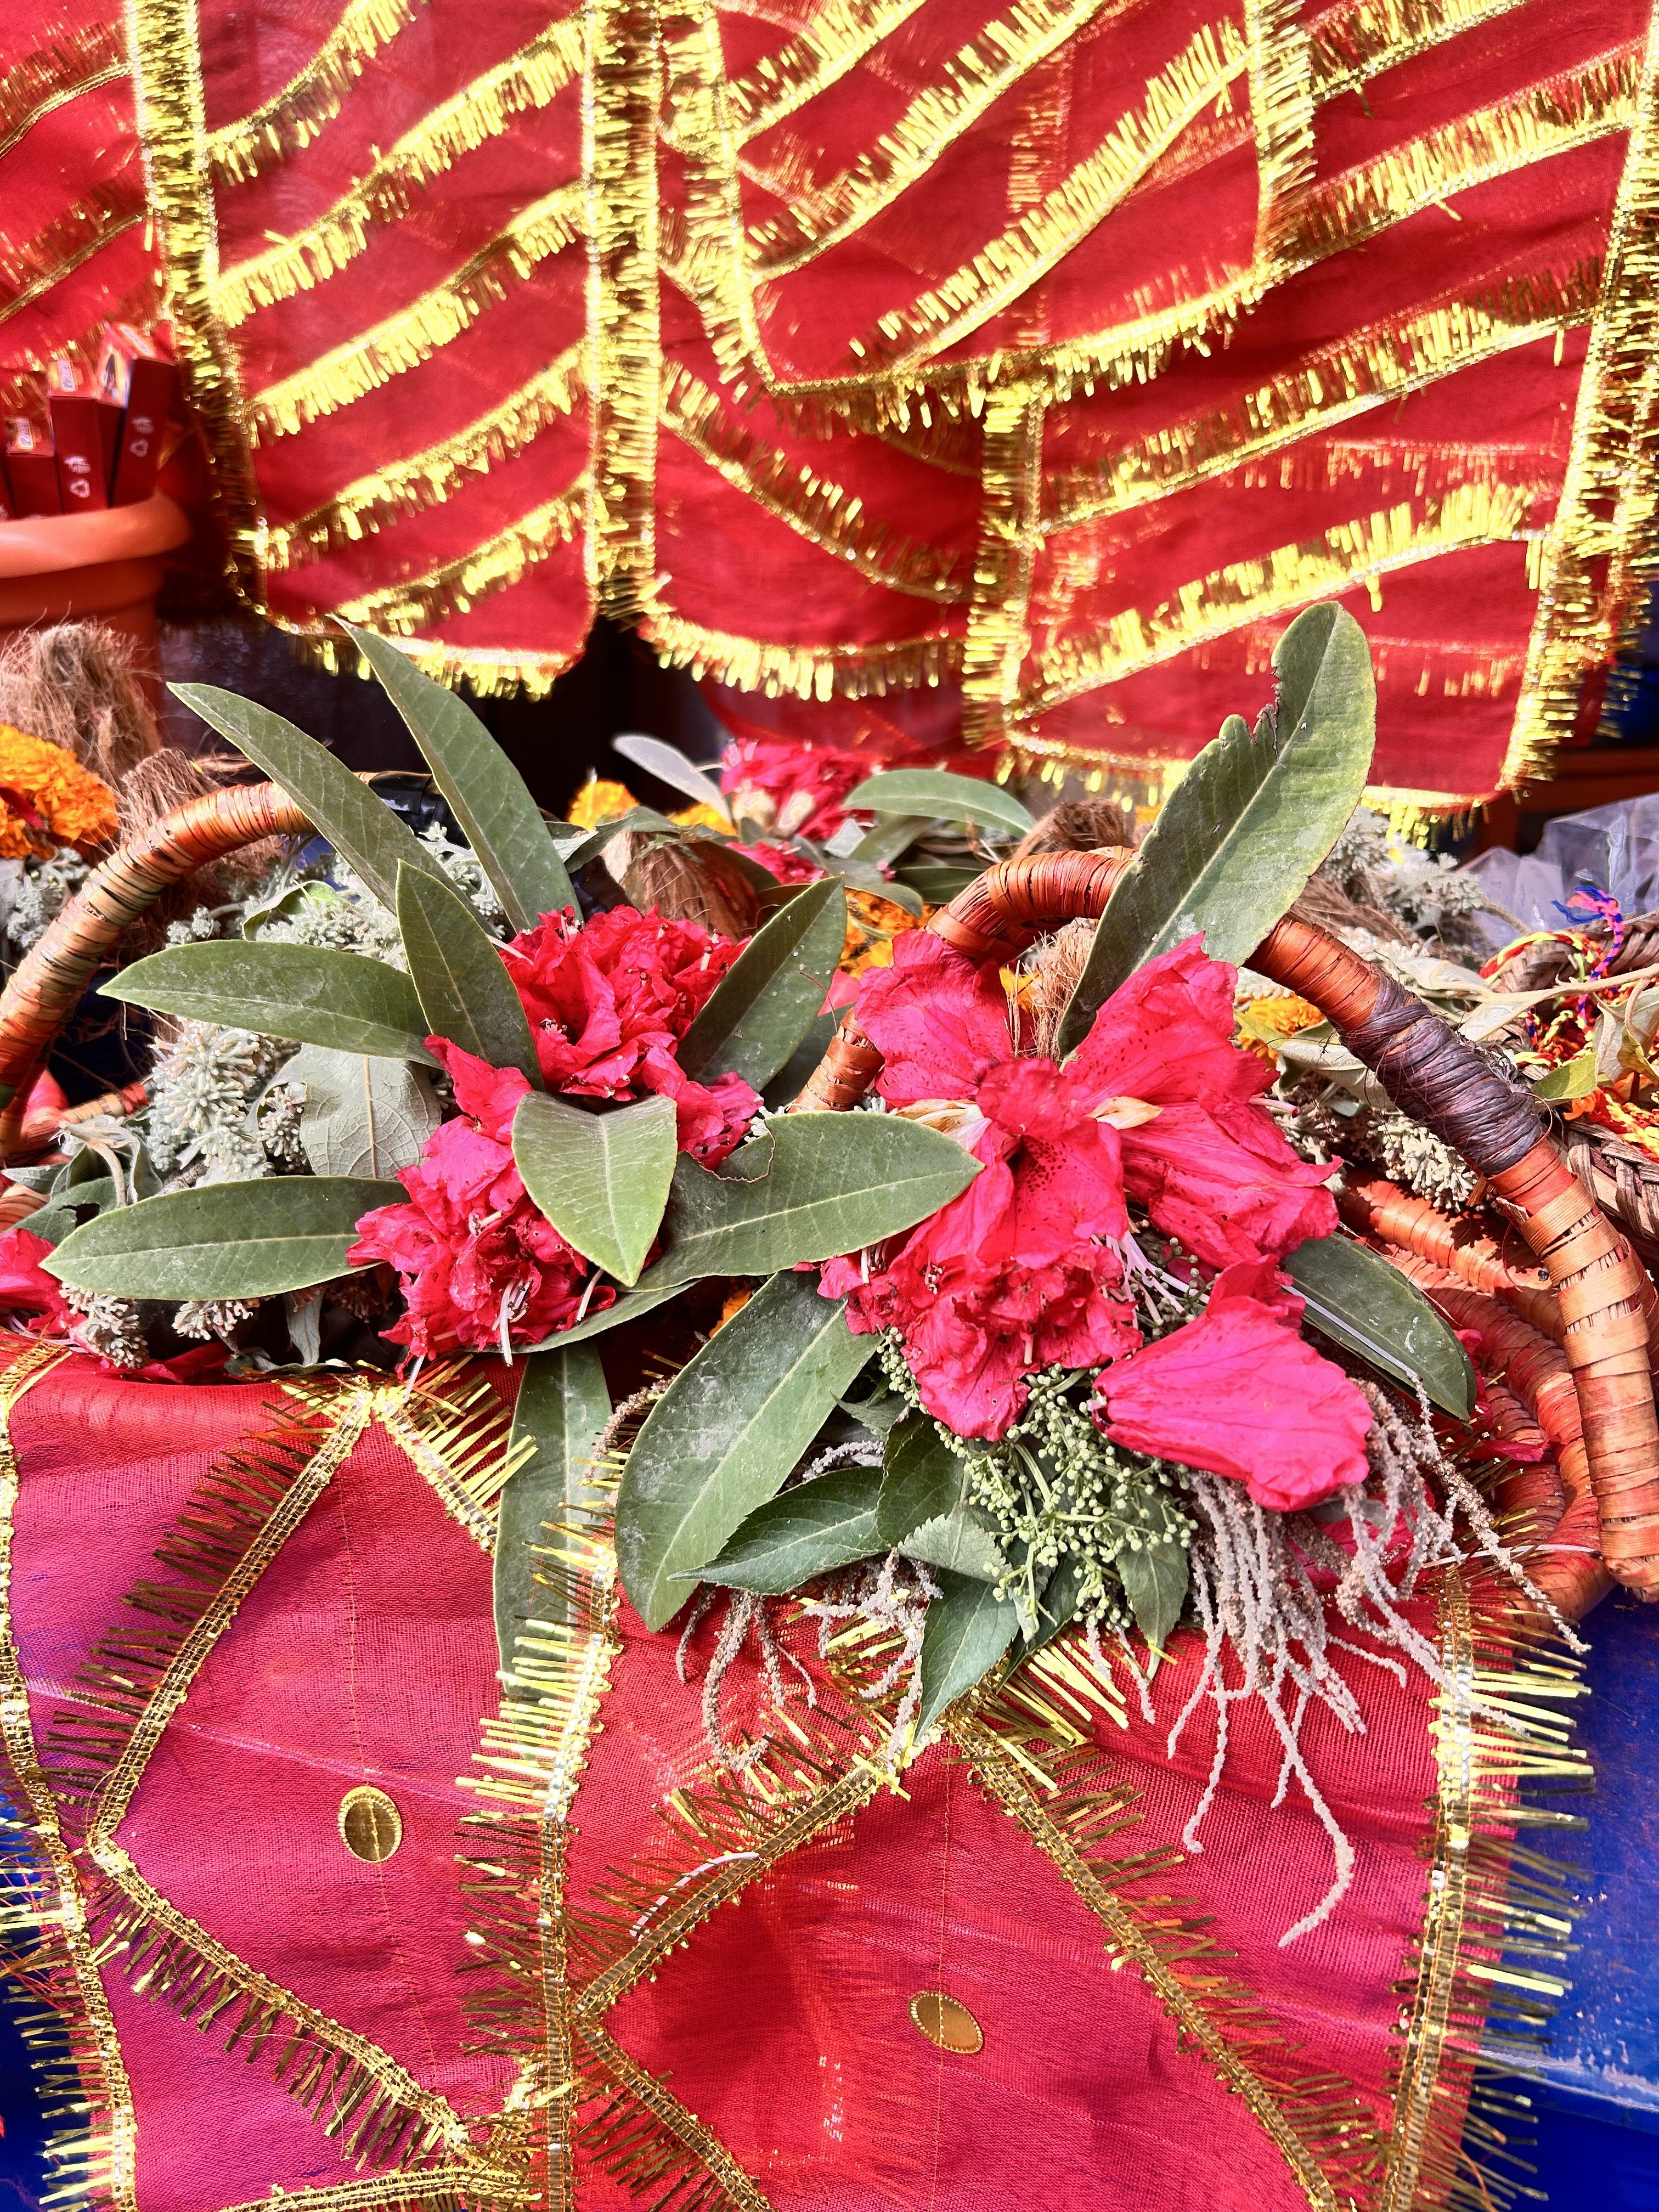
0, 725, 119, 859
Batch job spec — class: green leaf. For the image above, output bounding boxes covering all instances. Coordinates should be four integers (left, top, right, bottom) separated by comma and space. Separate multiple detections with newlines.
850, 814, 932, 866
396, 861, 540, 1085
102, 941, 440, 1064
1283, 1231, 1476, 1418
693, 1465, 883, 1593
1117, 1541, 1188, 1652
616, 1271, 873, 1630
915, 1571, 1019, 1736
498, 1345, 611, 1658
637, 1113, 980, 1292
342, 623, 575, 932
1024, 1554, 1084, 1657
876, 1414, 967, 1545
761, 1008, 841, 1112
847, 769, 1035, 839
677, 878, 847, 1088
520, 1281, 685, 1352
1533, 1047, 1599, 1103
44, 1177, 399, 1300
291, 1044, 442, 1180
512, 1090, 677, 1286
170, 682, 443, 911
1056, 603, 1376, 1054
611, 732, 732, 823
900, 1505, 1004, 1582
894, 864, 982, 905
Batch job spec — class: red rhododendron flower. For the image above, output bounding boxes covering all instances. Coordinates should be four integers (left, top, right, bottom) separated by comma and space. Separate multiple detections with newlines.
501, 905, 759, 1164
720, 736, 868, 843
348, 1041, 608, 1358
1092, 1259, 1372, 1509
818, 932, 1338, 1441
0, 1226, 70, 1331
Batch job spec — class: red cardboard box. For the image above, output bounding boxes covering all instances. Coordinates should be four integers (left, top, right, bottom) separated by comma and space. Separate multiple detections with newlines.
3, 419, 61, 516
100, 325, 179, 506
46, 359, 115, 511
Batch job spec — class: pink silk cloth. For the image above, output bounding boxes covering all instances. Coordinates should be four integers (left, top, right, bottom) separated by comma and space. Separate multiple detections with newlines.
0, 1339, 1558, 2212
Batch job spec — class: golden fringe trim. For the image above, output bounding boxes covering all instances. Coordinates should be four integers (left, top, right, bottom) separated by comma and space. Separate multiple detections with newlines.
380, 1363, 531, 1553
1015, 476, 1543, 726
266, 347, 586, 571
1044, 264, 1601, 531
216, 2180, 487, 2212
961, 383, 1047, 743
1245, 0, 1316, 261
1506, 16, 1659, 790
588, 0, 663, 619
213, 21, 586, 329
574, 2018, 774, 2212
716, 0, 927, 146
332, 486, 589, 635
0, 1340, 139, 2212
661, 363, 968, 603
273, 628, 581, 700
205, 0, 428, 185
1379, 1571, 1592, 2212
746, 0, 1114, 278
0, 180, 145, 332
127, 0, 268, 603
0, 21, 125, 165
246, 185, 583, 444
642, 611, 962, 698
1310, 0, 1530, 99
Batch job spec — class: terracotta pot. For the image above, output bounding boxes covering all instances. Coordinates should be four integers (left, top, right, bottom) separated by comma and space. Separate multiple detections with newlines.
0, 493, 192, 682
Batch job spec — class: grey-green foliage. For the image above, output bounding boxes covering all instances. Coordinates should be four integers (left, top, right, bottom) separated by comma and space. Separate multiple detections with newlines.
1058, 602, 1376, 1053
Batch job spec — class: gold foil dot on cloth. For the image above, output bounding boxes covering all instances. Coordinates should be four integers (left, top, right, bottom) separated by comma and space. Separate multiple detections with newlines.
338, 1785, 402, 1863
909, 1991, 983, 2054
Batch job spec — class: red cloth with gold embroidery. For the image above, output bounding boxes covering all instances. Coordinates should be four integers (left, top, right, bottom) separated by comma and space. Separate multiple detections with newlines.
0, 1342, 1551, 2212
4, 1, 1656, 811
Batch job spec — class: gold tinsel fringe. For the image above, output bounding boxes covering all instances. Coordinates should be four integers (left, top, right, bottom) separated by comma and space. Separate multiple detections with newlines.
0, 21, 125, 166
333, 485, 589, 634
0, 180, 145, 332
214, 22, 585, 329
643, 610, 962, 697
205, 0, 429, 185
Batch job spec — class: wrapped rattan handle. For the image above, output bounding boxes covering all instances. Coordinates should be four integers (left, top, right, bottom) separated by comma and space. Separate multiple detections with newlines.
0, 781, 310, 1151
796, 850, 1659, 1613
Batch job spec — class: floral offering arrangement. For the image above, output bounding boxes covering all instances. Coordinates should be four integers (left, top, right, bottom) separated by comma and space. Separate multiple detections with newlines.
0, 602, 1617, 1948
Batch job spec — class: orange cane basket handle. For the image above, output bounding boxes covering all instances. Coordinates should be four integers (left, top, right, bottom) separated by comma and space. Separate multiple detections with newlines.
0, 781, 311, 1152
795, 849, 1659, 1623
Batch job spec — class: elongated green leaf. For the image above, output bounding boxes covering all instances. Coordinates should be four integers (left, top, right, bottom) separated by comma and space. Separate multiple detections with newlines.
693, 1465, 883, 1593
1284, 1232, 1476, 1418
637, 1114, 979, 1292
1057, 603, 1376, 1054
612, 732, 732, 823
512, 1090, 676, 1286
521, 1281, 685, 1352
915, 1571, 1019, 1735
617, 1271, 873, 1629
44, 1177, 398, 1299
1118, 1541, 1187, 1652
171, 683, 442, 911
498, 1346, 611, 1658
1024, 1555, 1084, 1658
103, 941, 440, 1064
901, 1506, 1003, 1582
396, 862, 540, 1085
894, 864, 982, 905
292, 1044, 442, 1180
1533, 1048, 1599, 1103
850, 814, 931, 866
847, 769, 1034, 838
761, 1008, 840, 1112
877, 1415, 967, 1545
342, 623, 575, 930
677, 878, 846, 1088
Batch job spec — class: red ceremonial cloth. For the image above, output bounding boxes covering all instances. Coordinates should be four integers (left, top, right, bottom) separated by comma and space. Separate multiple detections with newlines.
0, 1341, 1499, 2212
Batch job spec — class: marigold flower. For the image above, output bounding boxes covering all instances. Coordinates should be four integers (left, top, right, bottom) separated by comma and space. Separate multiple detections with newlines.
0, 725, 117, 858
